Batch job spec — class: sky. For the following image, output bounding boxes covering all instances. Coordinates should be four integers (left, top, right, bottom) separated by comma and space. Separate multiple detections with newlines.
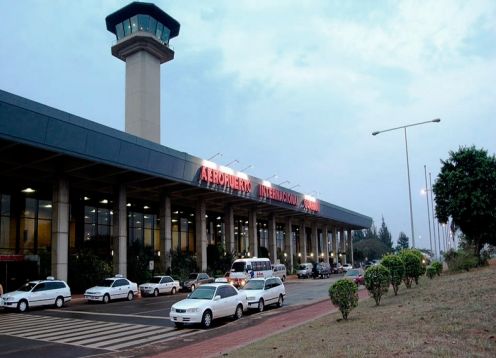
1, 0, 495, 253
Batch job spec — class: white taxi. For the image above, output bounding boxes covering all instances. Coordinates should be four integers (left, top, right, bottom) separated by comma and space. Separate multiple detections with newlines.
84, 275, 138, 303
170, 283, 247, 328
241, 277, 285, 312
1, 277, 71, 312
139, 275, 180, 297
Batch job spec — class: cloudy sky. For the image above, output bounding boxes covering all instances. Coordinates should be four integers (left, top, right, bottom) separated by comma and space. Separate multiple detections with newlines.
1, 0, 495, 252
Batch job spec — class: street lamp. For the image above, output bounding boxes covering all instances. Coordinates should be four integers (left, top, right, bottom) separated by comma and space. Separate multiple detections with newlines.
372, 118, 441, 248
423, 165, 433, 255
265, 174, 278, 181
208, 152, 223, 161
278, 180, 290, 186
240, 164, 254, 172
224, 159, 239, 167
428, 172, 440, 259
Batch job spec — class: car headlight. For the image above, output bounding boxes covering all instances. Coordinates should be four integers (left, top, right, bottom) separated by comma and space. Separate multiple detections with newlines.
3, 297, 13, 301
186, 307, 199, 313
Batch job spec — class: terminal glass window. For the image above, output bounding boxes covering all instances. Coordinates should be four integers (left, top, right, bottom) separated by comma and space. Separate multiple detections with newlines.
115, 22, 124, 40
155, 23, 163, 40
138, 14, 150, 31
149, 17, 157, 34
0, 194, 11, 254
130, 16, 138, 33
123, 19, 131, 36
161, 26, 170, 43
37, 200, 52, 250
171, 210, 195, 253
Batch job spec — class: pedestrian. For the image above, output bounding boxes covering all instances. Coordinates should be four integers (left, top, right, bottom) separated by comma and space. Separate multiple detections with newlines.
0, 282, 3, 297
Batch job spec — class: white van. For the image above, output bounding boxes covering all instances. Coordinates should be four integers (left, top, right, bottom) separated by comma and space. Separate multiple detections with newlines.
229, 257, 273, 287
272, 264, 287, 282
296, 263, 313, 279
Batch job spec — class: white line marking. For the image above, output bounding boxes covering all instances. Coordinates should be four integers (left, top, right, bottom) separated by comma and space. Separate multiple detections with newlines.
46, 309, 170, 320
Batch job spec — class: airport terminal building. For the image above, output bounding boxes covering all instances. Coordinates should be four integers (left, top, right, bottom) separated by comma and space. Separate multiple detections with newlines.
0, 2, 371, 290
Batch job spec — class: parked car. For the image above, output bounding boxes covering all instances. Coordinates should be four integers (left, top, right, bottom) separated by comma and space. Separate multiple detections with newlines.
1, 277, 71, 312
342, 263, 353, 272
331, 263, 344, 274
312, 262, 331, 279
182, 273, 214, 292
139, 275, 180, 297
297, 263, 313, 279
84, 275, 138, 303
170, 283, 247, 328
272, 264, 287, 282
241, 277, 285, 312
344, 268, 365, 286
215, 272, 230, 283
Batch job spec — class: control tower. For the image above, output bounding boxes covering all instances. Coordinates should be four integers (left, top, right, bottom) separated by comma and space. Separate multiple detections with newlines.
106, 2, 180, 144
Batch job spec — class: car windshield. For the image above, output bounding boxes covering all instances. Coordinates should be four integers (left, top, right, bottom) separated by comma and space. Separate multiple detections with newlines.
188, 274, 198, 280
346, 270, 360, 277
298, 265, 308, 270
242, 280, 264, 290
188, 286, 216, 300
150, 277, 162, 283
96, 279, 114, 287
17, 282, 37, 292
231, 262, 246, 272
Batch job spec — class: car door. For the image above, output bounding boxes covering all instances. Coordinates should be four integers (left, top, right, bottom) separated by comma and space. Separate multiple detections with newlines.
265, 278, 277, 304
162, 276, 172, 293
30, 282, 47, 307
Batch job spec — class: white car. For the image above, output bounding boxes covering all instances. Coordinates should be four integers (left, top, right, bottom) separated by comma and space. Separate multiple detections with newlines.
342, 263, 353, 272
139, 275, 180, 297
241, 277, 285, 312
170, 283, 247, 328
1, 277, 71, 312
84, 275, 138, 303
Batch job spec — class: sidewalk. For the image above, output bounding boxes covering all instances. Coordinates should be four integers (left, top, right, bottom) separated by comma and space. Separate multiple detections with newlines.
152, 289, 369, 358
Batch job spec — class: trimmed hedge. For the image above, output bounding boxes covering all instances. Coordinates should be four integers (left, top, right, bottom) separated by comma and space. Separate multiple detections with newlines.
329, 279, 359, 320
364, 264, 390, 305
381, 254, 405, 296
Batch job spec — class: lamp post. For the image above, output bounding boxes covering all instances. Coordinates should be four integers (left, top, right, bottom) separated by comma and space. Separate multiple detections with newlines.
372, 118, 440, 248
428, 172, 440, 259
423, 165, 433, 255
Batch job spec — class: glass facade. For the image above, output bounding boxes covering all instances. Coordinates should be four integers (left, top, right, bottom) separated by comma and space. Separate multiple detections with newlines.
171, 209, 195, 253
114, 14, 171, 44
128, 210, 159, 250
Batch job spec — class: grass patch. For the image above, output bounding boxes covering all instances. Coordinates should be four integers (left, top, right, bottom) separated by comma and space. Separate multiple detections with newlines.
227, 264, 496, 357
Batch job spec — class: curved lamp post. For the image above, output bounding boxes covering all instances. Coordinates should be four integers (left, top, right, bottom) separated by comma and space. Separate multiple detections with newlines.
372, 118, 440, 248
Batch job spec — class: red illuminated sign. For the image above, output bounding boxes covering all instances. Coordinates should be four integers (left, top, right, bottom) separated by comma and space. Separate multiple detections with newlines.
200, 166, 252, 193
303, 199, 320, 213
259, 184, 298, 206
0, 255, 24, 262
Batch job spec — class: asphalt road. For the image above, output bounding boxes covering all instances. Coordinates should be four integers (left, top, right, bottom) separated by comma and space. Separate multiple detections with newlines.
0, 275, 343, 357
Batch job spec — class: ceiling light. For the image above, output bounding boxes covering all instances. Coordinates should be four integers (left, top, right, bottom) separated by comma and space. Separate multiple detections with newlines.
21, 188, 36, 193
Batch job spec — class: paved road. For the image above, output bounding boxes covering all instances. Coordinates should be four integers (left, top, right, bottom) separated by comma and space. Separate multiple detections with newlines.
0, 275, 343, 357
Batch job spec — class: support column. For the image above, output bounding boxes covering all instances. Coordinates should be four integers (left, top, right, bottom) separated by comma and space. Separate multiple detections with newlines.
285, 218, 293, 272
323, 225, 329, 264
339, 228, 346, 265
195, 200, 207, 271
300, 221, 307, 263
159, 194, 172, 273
268, 216, 277, 263
51, 178, 69, 281
347, 228, 353, 267
224, 206, 235, 254
332, 227, 338, 263
311, 222, 318, 261
248, 209, 258, 257
113, 185, 127, 276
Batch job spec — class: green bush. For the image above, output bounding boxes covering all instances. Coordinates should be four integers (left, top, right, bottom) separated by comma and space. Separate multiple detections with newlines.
431, 261, 443, 275
398, 250, 422, 288
329, 279, 359, 320
127, 241, 154, 285
445, 249, 478, 272
426, 266, 436, 279
170, 248, 198, 283
381, 254, 404, 295
68, 250, 113, 293
364, 264, 390, 305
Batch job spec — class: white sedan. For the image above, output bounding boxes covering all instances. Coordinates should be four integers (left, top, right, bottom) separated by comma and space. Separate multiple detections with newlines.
139, 276, 180, 297
241, 277, 285, 312
84, 275, 138, 303
170, 283, 247, 328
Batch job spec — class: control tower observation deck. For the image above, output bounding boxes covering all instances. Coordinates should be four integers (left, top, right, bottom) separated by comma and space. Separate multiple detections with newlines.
106, 2, 180, 144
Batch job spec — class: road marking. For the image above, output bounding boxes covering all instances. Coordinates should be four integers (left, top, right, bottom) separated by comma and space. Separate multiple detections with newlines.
46, 309, 170, 320
0, 313, 197, 352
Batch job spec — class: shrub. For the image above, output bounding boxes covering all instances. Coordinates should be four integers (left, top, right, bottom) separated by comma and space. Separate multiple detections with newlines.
170, 248, 198, 283
381, 254, 404, 295
444, 249, 478, 272
329, 279, 358, 320
398, 250, 421, 288
364, 264, 390, 305
68, 250, 113, 293
426, 266, 436, 279
431, 261, 443, 276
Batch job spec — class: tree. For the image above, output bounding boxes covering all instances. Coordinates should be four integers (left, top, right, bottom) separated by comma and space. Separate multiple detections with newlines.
378, 217, 393, 250
352, 230, 366, 243
364, 265, 390, 306
433, 146, 496, 257
398, 250, 421, 288
353, 239, 390, 261
329, 279, 358, 320
381, 254, 405, 295
396, 232, 409, 251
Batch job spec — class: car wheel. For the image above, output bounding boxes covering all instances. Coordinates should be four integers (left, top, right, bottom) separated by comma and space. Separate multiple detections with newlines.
103, 294, 110, 304
171, 287, 177, 295
191, 284, 195, 292
127, 291, 134, 301
17, 299, 28, 313
201, 310, 213, 328
277, 294, 284, 308
55, 296, 64, 309
233, 304, 243, 320
153, 289, 159, 297
258, 298, 265, 312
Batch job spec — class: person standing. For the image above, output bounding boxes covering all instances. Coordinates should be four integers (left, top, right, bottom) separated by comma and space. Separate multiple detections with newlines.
0, 282, 4, 297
